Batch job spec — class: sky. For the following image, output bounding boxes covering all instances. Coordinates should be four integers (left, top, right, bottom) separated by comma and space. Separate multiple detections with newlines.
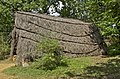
48, 1, 64, 16
31, 1, 63, 16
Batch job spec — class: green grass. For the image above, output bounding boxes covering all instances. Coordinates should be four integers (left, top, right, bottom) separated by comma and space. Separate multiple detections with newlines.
4, 56, 120, 79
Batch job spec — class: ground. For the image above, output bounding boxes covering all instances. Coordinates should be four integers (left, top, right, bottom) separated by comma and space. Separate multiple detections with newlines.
1, 56, 120, 79
0, 60, 15, 79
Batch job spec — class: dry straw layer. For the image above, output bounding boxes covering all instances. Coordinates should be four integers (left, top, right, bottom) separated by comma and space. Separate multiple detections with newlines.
12, 11, 107, 65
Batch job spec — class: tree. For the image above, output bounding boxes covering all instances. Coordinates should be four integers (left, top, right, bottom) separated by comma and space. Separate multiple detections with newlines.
59, 0, 89, 21
0, 0, 49, 32
0, 0, 49, 58
85, 0, 120, 55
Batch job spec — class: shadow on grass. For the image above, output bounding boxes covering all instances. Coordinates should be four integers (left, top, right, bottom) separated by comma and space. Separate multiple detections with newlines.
64, 58, 120, 79
81, 58, 120, 79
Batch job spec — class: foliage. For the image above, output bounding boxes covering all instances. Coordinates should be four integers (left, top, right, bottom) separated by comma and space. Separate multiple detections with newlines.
36, 38, 65, 70
86, 0, 120, 36
55, 0, 89, 21
85, 0, 120, 55
0, 0, 49, 32
108, 43, 120, 56
0, 33, 10, 60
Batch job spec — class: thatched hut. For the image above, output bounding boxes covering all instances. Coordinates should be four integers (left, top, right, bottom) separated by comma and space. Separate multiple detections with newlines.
11, 11, 107, 66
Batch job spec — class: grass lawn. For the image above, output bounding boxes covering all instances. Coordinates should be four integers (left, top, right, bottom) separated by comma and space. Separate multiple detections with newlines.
3, 56, 120, 79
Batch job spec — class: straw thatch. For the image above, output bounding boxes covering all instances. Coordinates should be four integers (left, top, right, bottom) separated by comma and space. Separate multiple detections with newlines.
11, 11, 107, 66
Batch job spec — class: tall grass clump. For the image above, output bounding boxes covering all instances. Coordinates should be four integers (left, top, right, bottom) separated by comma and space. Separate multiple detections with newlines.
34, 38, 67, 70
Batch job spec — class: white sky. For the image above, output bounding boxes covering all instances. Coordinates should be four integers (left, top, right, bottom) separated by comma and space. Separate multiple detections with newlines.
49, 1, 64, 16
31, 1, 64, 17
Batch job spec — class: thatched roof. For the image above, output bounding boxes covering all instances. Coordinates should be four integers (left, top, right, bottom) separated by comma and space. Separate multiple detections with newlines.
11, 11, 107, 66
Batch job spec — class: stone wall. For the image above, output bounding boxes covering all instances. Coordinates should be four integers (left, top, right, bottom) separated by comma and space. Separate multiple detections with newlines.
11, 11, 107, 66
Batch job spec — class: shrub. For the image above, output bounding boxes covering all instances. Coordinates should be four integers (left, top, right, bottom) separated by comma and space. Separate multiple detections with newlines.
0, 39, 10, 60
108, 43, 120, 56
36, 38, 65, 70
0, 32, 10, 60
